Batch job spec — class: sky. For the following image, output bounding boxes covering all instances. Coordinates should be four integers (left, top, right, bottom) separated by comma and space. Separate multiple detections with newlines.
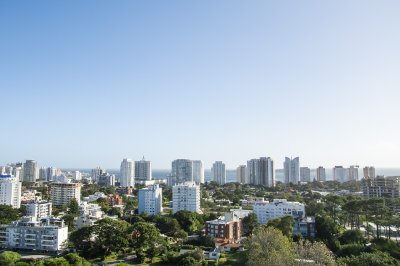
1, 1, 400, 169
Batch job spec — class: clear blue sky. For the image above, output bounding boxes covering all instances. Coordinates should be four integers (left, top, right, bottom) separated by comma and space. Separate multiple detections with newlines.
1, 1, 399, 169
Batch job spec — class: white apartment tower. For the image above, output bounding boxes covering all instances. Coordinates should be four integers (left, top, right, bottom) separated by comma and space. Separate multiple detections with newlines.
172, 182, 201, 213
170, 159, 193, 186
138, 184, 163, 215
135, 157, 152, 181
0, 174, 22, 208
120, 159, 135, 187
247, 157, 275, 187
333, 166, 346, 183
300, 167, 311, 182
284, 157, 300, 184
23, 160, 38, 182
363, 166, 376, 179
236, 165, 247, 184
192, 160, 204, 184
349, 165, 359, 181
316, 166, 326, 182
212, 161, 226, 185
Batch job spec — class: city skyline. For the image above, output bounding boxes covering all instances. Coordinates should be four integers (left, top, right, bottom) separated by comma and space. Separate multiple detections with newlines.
1, 1, 400, 169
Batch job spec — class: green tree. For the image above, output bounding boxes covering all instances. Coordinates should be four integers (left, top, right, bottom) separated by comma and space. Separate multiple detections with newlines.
337, 251, 400, 266
64, 253, 91, 266
43, 257, 70, 266
96, 198, 110, 212
174, 229, 188, 239
266, 216, 294, 238
93, 218, 130, 257
129, 222, 162, 250
293, 240, 335, 266
242, 212, 259, 236
62, 213, 76, 231
339, 230, 365, 245
173, 210, 202, 233
178, 256, 202, 266
69, 226, 94, 251
67, 198, 80, 217
0, 205, 20, 225
246, 227, 295, 266
0, 251, 22, 266
154, 216, 181, 236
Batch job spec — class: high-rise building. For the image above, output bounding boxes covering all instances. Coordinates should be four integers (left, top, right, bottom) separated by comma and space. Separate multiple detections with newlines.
300, 167, 311, 182
23, 160, 38, 182
284, 157, 300, 184
49, 182, 81, 206
349, 165, 359, 181
172, 182, 201, 213
0, 174, 22, 208
39, 167, 48, 181
138, 184, 163, 215
12, 166, 23, 182
120, 159, 135, 187
363, 166, 375, 179
135, 157, 152, 181
98, 173, 115, 187
236, 165, 247, 184
246, 157, 275, 187
169, 159, 193, 186
316, 166, 326, 182
212, 161, 226, 185
47, 167, 57, 182
73, 171, 82, 181
333, 166, 346, 182
91, 167, 105, 182
192, 160, 204, 184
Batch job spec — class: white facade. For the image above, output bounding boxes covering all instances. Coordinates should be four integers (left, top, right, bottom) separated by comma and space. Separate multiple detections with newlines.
363, 166, 376, 179
172, 182, 201, 213
193, 160, 204, 184
316, 166, 326, 182
50, 182, 81, 206
83, 192, 107, 203
47, 167, 57, 182
236, 165, 246, 184
349, 165, 359, 181
120, 159, 135, 187
246, 157, 275, 187
135, 157, 152, 181
253, 199, 305, 225
39, 167, 48, 181
212, 161, 226, 185
23, 160, 38, 182
284, 157, 300, 184
73, 171, 82, 181
23, 201, 52, 219
300, 167, 311, 182
170, 159, 193, 186
138, 184, 163, 215
333, 166, 346, 182
0, 174, 21, 208
76, 202, 105, 228
0, 217, 68, 252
